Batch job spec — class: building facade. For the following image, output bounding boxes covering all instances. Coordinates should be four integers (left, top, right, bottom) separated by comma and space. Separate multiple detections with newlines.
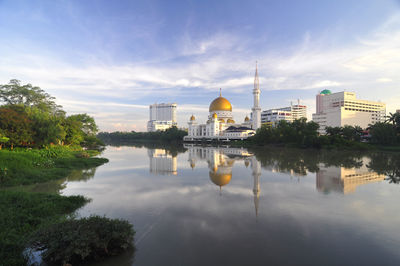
261, 103, 307, 125
312, 90, 386, 134
147, 103, 177, 132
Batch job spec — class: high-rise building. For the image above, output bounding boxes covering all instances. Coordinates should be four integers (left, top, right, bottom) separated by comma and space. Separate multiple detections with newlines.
261, 102, 307, 125
147, 103, 177, 132
312, 90, 386, 134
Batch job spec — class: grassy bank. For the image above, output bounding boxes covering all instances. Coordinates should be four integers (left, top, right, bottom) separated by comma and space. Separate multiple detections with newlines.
0, 191, 89, 265
0, 146, 111, 265
0, 147, 108, 187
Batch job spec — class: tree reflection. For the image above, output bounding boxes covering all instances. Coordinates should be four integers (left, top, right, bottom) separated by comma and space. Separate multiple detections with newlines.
251, 147, 364, 176
367, 152, 400, 184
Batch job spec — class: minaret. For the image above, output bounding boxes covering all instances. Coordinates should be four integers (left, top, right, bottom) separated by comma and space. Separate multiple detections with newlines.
252, 62, 261, 130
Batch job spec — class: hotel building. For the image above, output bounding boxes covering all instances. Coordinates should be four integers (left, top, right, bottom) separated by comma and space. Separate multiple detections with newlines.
312, 90, 386, 134
261, 103, 307, 125
147, 103, 177, 132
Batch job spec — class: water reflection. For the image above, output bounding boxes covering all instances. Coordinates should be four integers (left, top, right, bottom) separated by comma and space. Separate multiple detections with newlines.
58, 145, 400, 266
148, 149, 177, 175
186, 145, 262, 216
316, 160, 386, 194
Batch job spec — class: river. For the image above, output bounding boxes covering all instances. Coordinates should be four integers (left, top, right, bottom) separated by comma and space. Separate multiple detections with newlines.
56, 145, 400, 265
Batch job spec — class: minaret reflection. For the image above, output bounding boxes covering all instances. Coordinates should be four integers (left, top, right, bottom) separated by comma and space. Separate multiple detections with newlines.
251, 157, 261, 218
185, 144, 261, 217
316, 158, 385, 194
148, 149, 177, 175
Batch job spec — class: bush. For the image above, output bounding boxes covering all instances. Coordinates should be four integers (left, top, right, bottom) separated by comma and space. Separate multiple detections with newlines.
29, 216, 135, 265
0, 191, 88, 266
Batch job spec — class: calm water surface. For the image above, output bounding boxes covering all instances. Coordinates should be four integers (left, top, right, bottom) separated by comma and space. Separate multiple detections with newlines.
59, 145, 400, 266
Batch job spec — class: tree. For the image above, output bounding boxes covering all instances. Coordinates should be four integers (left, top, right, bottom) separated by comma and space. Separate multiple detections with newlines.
0, 132, 9, 149
0, 105, 33, 149
369, 122, 397, 145
325, 126, 342, 136
342, 125, 363, 141
386, 112, 400, 133
0, 79, 61, 113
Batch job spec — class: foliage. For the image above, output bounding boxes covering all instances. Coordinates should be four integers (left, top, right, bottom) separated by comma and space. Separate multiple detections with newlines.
0, 80, 103, 149
250, 118, 321, 148
0, 79, 61, 112
250, 119, 375, 150
0, 105, 34, 148
369, 122, 397, 145
0, 191, 88, 266
0, 148, 108, 187
98, 126, 188, 144
29, 216, 135, 265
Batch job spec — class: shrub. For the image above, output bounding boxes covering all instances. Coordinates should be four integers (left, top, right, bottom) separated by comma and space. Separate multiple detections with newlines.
29, 216, 135, 265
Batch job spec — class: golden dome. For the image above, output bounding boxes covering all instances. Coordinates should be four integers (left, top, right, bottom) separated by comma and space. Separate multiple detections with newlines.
212, 113, 218, 119
190, 161, 196, 169
190, 115, 195, 121
209, 96, 232, 112
219, 118, 225, 123
244, 116, 250, 122
209, 172, 232, 187
227, 118, 235, 124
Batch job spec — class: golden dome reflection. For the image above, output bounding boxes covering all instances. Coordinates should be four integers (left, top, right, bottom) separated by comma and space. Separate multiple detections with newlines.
209, 172, 232, 187
209, 96, 232, 112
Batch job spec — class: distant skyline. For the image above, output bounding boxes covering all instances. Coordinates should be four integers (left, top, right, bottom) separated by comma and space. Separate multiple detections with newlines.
1, 0, 399, 131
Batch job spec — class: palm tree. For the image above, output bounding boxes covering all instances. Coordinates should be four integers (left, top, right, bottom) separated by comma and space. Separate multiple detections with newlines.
386, 112, 400, 133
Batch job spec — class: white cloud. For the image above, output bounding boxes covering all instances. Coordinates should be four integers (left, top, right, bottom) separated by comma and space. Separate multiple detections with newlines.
1, 13, 400, 131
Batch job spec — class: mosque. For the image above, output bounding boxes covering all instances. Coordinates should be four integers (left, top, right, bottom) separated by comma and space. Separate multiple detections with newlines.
183, 64, 261, 141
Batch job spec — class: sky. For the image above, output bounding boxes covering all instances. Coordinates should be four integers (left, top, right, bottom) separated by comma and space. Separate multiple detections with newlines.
0, 0, 399, 131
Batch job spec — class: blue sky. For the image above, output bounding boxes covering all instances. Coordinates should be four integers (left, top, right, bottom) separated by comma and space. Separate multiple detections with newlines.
1, 0, 399, 131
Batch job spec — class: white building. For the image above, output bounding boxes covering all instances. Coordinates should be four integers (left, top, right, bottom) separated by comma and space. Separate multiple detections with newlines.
184, 64, 260, 141
261, 103, 307, 125
147, 103, 177, 132
312, 90, 386, 134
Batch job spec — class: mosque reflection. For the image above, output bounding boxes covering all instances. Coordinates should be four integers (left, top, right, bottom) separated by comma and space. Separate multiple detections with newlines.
186, 145, 261, 216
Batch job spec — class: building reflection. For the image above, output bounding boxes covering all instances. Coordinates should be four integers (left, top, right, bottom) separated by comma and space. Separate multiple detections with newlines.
186, 145, 261, 217
316, 159, 385, 194
148, 149, 177, 175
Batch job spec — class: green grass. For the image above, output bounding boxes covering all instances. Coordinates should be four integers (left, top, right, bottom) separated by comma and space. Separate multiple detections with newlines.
0, 191, 89, 266
0, 146, 110, 265
0, 149, 108, 187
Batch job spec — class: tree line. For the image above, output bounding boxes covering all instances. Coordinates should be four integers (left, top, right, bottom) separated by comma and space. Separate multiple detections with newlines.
0, 79, 103, 149
97, 126, 188, 145
250, 115, 400, 148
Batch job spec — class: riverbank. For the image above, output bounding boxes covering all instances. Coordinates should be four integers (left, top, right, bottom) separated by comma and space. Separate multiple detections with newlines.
0, 146, 111, 265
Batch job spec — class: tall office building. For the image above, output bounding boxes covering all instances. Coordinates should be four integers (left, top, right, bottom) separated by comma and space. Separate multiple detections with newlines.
312, 90, 386, 134
261, 102, 307, 125
147, 103, 177, 132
